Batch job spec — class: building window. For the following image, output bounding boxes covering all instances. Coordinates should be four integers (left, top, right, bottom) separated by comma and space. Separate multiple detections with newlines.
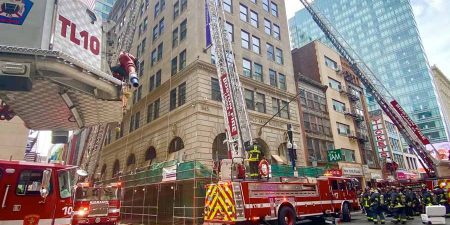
280, 100, 289, 119
244, 89, 255, 110
252, 36, 260, 54
152, 25, 158, 41
134, 111, 140, 130
262, 0, 269, 11
138, 60, 145, 77
143, 17, 148, 32
266, 43, 274, 60
157, 43, 163, 60
180, 19, 187, 40
223, 0, 232, 13
178, 82, 186, 107
147, 103, 153, 123
170, 88, 177, 111
211, 78, 222, 101
151, 49, 157, 65
225, 22, 234, 42
169, 137, 184, 153
250, 10, 258, 27
342, 149, 356, 162
16, 170, 43, 195
159, 18, 165, 34
273, 24, 280, 40
272, 98, 279, 117
256, 93, 266, 113
137, 86, 142, 101
270, 2, 278, 17
243, 58, 252, 77
279, 73, 286, 90
332, 99, 346, 113
241, 30, 250, 49
337, 122, 350, 135
154, 1, 160, 18
328, 77, 341, 91
275, 48, 283, 64
324, 56, 338, 70
269, 69, 277, 87
173, 1, 179, 19
129, 114, 135, 132
253, 63, 263, 82
171, 57, 178, 75
172, 28, 179, 47
154, 99, 160, 119
179, 49, 186, 69
264, 18, 271, 35
181, 0, 187, 11
239, 4, 248, 22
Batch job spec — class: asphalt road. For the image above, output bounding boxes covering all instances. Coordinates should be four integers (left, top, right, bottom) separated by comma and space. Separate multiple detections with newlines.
297, 211, 448, 225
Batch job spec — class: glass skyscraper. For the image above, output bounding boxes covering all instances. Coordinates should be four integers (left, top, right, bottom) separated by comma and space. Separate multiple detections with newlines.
289, 0, 448, 144
95, 0, 117, 20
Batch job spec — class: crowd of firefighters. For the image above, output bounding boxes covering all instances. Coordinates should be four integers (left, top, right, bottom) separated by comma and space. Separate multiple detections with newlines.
359, 184, 450, 224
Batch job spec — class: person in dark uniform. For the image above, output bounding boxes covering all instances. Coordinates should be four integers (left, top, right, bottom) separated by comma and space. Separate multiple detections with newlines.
362, 187, 373, 221
420, 184, 433, 213
391, 187, 407, 224
370, 188, 386, 224
433, 184, 450, 216
404, 187, 416, 220
246, 140, 262, 179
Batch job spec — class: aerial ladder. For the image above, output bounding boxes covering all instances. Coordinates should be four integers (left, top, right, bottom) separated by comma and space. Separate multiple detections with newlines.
82, 0, 144, 181
299, 0, 439, 177
206, 0, 253, 164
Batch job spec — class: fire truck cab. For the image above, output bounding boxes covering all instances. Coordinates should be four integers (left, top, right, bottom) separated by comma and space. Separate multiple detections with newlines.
204, 176, 359, 225
71, 182, 121, 225
0, 160, 80, 225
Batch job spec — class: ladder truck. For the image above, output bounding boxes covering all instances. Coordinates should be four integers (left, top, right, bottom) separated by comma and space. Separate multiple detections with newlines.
298, 0, 441, 178
203, 1, 359, 225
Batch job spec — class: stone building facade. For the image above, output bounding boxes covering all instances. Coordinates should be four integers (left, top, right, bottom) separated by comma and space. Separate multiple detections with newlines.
98, 0, 302, 179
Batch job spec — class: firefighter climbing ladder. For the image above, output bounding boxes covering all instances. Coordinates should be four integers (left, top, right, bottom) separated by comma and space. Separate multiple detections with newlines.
206, 0, 253, 159
298, 0, 438, 177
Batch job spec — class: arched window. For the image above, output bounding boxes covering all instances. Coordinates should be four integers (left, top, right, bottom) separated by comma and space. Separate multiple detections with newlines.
212, 133, 228, 161
112, 160, 120, 178
127, 154, 136, 166
100, 164, 107, 179
145, 146, 156, 167
168, 137, 184, 153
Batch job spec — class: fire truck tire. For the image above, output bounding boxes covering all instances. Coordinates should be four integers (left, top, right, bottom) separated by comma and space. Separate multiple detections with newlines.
341, 202, 351, 222
278, 206, 296, 225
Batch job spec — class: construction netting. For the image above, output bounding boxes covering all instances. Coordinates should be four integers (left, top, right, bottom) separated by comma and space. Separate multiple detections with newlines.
105, 160, 217, 225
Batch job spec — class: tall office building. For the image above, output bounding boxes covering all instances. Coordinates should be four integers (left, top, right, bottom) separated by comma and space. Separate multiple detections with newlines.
94, 0, 117, 20
289, 0, 448, 144
98, 1, 301, 223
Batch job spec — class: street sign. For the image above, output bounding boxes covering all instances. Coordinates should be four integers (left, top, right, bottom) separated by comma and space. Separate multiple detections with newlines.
327, 149, 342, 162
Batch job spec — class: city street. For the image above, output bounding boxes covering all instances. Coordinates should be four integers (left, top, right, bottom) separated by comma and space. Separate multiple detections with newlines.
298, 211, 448, 225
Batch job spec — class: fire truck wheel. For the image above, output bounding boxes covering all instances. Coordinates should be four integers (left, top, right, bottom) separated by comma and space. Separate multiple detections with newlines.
341, 202, 351, 222
278, 206, 296, 225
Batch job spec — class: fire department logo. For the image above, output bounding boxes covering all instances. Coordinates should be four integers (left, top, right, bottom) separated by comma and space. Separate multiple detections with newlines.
0, 0, 33, 25
23, 214, 40, 225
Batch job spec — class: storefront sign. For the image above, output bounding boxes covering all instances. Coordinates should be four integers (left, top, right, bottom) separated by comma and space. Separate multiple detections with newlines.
162, 165, 177, 181
327, 149, 342, 162
325, 169, 342, 177
342, 167, 363, 176
371, 116, 389, 158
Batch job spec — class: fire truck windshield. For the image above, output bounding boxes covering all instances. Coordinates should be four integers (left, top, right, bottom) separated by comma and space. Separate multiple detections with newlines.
75, 187, 120, 201
58, 170, 76, 199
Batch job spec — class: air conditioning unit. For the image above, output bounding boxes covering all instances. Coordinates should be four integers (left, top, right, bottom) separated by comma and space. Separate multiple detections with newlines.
52, 131, 69, 144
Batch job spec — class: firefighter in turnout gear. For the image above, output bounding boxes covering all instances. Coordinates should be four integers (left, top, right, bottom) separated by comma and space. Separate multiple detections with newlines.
362, 187, 373, 221
246, 141, 262, 179
433, 185, 450, 216
404, 187, 416, 219
370, 188, 386, 224
390, 187, 407, 224
420, 184, 433, 213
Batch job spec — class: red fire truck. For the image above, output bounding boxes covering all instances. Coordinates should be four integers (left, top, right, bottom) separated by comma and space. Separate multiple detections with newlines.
0, 160, 84, 225
204, 177, 359, 224
71, 182, 121, 225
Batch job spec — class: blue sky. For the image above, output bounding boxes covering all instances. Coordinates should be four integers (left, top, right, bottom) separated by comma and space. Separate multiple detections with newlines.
286, 0, 450, 79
